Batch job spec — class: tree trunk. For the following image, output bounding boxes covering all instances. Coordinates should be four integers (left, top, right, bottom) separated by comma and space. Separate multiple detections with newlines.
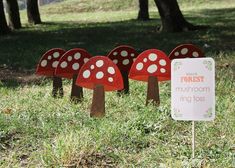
146, 76, 160, 106
6, 0, 21, 29
154, 0, 196, 32
52, 76, 63, 98
70, 74, 83, 103
90, 84, 105, 118
137, 0, 149, 21
117, 71, 129, 95
26, 0, 42, 24
0, 0, 10, 35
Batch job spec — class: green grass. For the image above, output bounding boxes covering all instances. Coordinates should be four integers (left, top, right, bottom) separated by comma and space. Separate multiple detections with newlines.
0, 0, 235, 167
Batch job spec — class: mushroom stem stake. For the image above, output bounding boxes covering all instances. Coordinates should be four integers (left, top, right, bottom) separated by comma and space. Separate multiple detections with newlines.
71, 74, 83, 103
90, 84, 105, 118
52, 76, 63, 98
146, 76, 160, 106
117, 71, 129, 95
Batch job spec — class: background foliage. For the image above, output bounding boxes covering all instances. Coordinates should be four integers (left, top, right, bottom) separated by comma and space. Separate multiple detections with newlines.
0, 0, 234, 167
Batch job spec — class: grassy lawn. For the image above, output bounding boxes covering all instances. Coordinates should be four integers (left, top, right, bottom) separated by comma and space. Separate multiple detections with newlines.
0, 0, 235, 167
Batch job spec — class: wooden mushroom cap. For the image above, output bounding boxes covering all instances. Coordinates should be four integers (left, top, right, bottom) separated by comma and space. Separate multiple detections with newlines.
55, 48, 92, 79
107, 45, 138, 72
76, 56, 124, 91
169, 44, 204, 60
129, 49, 171, 82
36, 48, 66, 76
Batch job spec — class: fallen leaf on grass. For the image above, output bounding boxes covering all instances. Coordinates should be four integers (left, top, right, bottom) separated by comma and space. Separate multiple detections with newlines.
222, 63, 229, 68
1, 108, 13, 115
230, 145, 235, 152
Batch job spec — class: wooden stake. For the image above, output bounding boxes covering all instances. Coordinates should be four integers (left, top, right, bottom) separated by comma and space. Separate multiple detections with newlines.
90, 84, 105, 118
192, 121, 195, 158
70, 74, 83, 103
117, 70, 129, 95
146, 76, 160, 106
52, 76, 63, 98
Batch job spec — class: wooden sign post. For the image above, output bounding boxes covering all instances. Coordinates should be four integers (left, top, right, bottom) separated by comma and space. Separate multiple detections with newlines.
171, 58, 215, 158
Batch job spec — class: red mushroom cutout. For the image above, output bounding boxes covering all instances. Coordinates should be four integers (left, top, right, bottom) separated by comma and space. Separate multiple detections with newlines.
76, 56, 123, 117
107, 45, 138, 95
129, 49, 171, 106
36, 48, 66, 97
169, 44, 204, 60
55, 48, 92, 103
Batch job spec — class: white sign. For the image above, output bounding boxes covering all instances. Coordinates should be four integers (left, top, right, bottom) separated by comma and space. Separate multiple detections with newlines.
171, 58, 215, 121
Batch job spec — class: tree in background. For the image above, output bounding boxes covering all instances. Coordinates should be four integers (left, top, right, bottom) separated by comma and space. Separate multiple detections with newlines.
6, 0, 21, 29
27, 0, 42, 24
154, 0, 200, 32
0, 0, 10, 35
137, 0, 149, 21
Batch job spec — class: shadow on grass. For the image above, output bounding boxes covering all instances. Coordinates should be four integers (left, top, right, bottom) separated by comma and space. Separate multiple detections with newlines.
0, 80, 19, 88
0, 7, 234, 71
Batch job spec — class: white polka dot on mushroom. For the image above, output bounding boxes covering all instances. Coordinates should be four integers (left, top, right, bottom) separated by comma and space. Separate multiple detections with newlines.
84, 58, 89, 63
83, 70, 90, 78
121, 50, 128, 57
72, 63, 79, 70
53, 52, 60, 58
147, 64, 157, 73
108, 77, 113, 82
113, 59, 118, 64
96, 60, 104, 67
133, 58, 136, 62
61, 61, 67, 68
74, 52, 81, 60
52, 61, 59, 68
159, 59, 166, 66
90, 65, 94, 69
148, 53, 157, 61
143, 58, 147, 62
123, 59, 129, 65
131, 53, 135, 57
48, 56, 52, 60
41, 60, 47, 67
113, 52, 118, 56
96, 71, 104, 79
136, 63, 143, 71
107, 67, 115, 74
160, 68, 166, 73
174, 52, 179, 56
181, 48, 188, 55
67, 56, 72, 61
192, 51, 199, 57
